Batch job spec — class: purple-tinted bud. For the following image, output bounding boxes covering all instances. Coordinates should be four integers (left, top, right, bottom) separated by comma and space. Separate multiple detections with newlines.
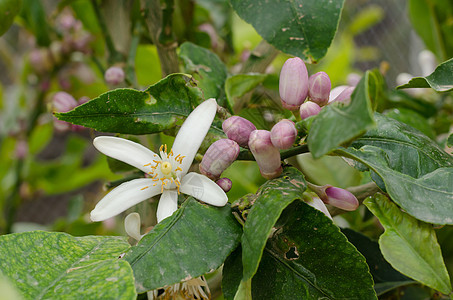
29, 48, 52, 74
200, 139, 240, 180
78, 96, 90, 105
328, 85, 348, 103
270, 119, 297, 150
279, 57, 308, 110
329, 86, 354, 105
222, 116, 257, 147
299, 101, 321, 120
308, 72, 331, 106
53, 92, 78, 112
104, 66, 125, 86
324, 187, 359, 211
216, 178, 232, 193
248, 130, 282, 179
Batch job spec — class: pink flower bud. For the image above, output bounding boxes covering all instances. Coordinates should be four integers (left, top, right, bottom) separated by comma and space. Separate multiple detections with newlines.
15, 140, 28, 159
270, 119, 297, 150
324, 187, 359, 211
222, 116, 257, 147
53, 92, 78, 112
329, 86, 354, 105
104, 66, 125, 86
216, 178, 232, 192
200, 139, 240, 180
299, 101, 321, 120
308, 72, 331, 106
279, 57, 308, 110
248, 130, 282, 179
78, 96, 90, 105
29, 48, 52, 74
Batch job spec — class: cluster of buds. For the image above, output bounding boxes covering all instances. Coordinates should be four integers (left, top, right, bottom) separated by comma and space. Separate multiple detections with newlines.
52, 91, 89, 132
279, 57, 357, 120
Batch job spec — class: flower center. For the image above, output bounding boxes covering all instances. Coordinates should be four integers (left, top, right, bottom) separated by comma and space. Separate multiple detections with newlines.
143, 144, 185, 193
161, 161, 172, 175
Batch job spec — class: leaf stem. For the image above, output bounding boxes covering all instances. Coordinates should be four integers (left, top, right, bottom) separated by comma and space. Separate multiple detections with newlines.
237, 144, 309, 161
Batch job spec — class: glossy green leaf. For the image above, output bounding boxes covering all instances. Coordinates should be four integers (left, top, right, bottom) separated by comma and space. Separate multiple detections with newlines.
364, 195, 452, 294
251, 201, 376, 299
308, 70, 376, 158
342, 228, 414, 295
381, 89, 437, 118
0, 0, 22, 36
351, 113, 453, 179
241, 167, 306, 281
397, 57, 453, 92
225, 73, 268, 110
56, 74, 204, 134
338, 145, 453, 225
179, 42, 228, 108
124, 198, 242, 293
230, 0, 344, 63
0, 231, 136, 299
223, 246, 244, 300
385, 108, 436, 139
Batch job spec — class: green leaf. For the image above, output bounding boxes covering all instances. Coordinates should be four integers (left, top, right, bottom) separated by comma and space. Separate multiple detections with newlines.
252, 201, 376, 299
241, 167, 307, 281
337, 145, 453, 225
230, 0, 344, 63
397, 57, 453, 92
124, 198, 242, 293
384, 108, 436, 140
56, 74, 204, 135
222, 246, 244, 300
364, 195, 452, 294
0, 0, 22, 36
342, 228, 414, 295
0, 231, 136, 299
308, 70, 376, 158
225, 73, 268, 110
351, 113, 453, 179
179, 42, 228, 108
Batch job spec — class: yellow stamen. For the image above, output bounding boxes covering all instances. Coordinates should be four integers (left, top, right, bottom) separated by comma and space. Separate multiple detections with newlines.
159, 145, 164, 152
167, 149, 174, 159
153, 160, 161, 164
175, 167, 182, 172
164, 144, 167, 153
141, 186, 149, 190
144, 163, 152, 167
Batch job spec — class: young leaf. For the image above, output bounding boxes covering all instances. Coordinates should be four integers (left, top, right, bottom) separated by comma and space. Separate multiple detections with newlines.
124, 198, 242, 293
0, 231, 135, 299
0, 0, 22, 36
241, 167, 307, 281
338, 145, 453, 225
230, 0, 344, 63
308, 70, 376, 158
252, 201, 376, 299
56, 74, 204, 135
397, 57, 453, 92
364, 194, 452, 295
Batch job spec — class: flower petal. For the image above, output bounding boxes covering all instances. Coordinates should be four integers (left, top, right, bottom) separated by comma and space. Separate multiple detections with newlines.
156, 190, 178, 223
90, 178, 161, 222
180, 172, 228, 206
172, 98, 217, 176
124, 212, 142, 241
93, 136, 159, 174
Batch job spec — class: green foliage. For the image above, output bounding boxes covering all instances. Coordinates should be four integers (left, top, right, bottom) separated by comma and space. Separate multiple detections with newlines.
0, 231, 136, 299
124, 198, 242, 293
230, 0, 344, 63
397, 57, 453, 92
365, 195, 452, 295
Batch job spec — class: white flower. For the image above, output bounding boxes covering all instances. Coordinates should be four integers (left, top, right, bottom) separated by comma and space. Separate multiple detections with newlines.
90, 98, 228, 223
